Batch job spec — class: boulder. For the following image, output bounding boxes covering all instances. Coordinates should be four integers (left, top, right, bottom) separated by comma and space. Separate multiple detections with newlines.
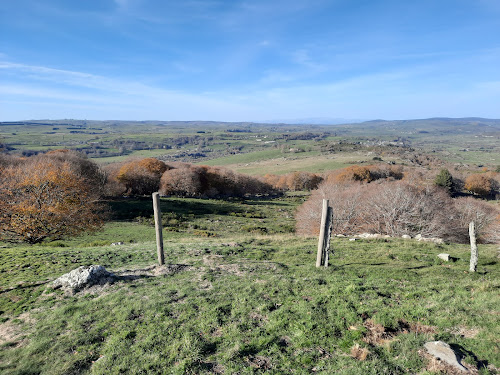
438, 253, 450, 262
51, 265, 115, 292
415, 234, 444, 244
402, 235, 411, 239
424, 341, 468, 372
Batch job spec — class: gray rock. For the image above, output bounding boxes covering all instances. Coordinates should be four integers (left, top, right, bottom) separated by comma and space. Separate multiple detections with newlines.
111, 242, 124, 246
51, 265, 115, 292
358, 233, 382, 239
402, 235, 411, 239
416, 234, 444, 244
424, 341, 468, 372
438, 253, 450, 261
349, 238, 357, 242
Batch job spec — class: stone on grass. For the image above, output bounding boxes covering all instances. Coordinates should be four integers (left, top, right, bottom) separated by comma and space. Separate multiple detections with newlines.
402, 235, 411, 239
51, 265, 115, 293
424, 341, 468, 372
111, 242, 124, 246
437, 253, 450, 262
358, 233, 382, 239
349, 238, 357, 242
415, 234, 444, 244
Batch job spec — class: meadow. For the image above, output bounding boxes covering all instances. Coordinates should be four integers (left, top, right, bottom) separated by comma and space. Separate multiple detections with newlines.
1, 195, 499, 374
1, 119, 499, 173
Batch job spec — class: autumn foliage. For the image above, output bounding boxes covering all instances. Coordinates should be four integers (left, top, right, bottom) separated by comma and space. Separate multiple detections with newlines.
116, 158, 169, 195
325, 164, 404, 184
0, 152, 105, 244
262, 171, 323, 191
464, 173, 494, 198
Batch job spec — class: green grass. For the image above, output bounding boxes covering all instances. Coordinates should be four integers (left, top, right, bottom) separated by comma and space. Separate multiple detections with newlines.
0, 195, 499, 374
199, 149, 286, 166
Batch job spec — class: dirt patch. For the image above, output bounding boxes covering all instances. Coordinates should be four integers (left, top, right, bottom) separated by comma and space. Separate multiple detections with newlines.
0, 312, 32, 347
351, 344, 370, 361
249, 311, 268, 326
448, 326, 480, 339
202, 255, 224, 267
116, 264, 192, 278
362, 319, 392, 346
246, 355, 272, 370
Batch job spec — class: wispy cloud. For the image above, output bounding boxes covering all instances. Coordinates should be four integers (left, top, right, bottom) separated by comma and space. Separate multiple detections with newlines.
0, 60, 252, 120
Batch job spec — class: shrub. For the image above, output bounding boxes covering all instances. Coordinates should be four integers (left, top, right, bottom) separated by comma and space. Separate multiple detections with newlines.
0, 155, 104, 244
159, 163, 276, 198
326, 164, 403, 184
464, 173, 493, 197
116, 158, 169, 195
453, 197, 500, 243
285, 171, 323, 191
296, 181, 486, 242
434, 168, 453, 193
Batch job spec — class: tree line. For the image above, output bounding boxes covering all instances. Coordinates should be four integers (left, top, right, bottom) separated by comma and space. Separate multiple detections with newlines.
1, 150, 498, 244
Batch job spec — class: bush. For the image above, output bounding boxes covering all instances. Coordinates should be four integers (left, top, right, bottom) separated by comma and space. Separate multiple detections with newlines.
326, 164, 403, 184
159, 163, 276, 198
434, 168, 453, 193
0, 155, 104, 244
464, 173, 493, 198
116, 158, 169, 195
296, 178, 499, 243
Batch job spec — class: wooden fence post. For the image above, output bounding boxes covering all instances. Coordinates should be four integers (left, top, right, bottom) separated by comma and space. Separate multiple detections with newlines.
316, 199, 329, 267
316, 199, 333, 267
152, 192, 165, 266
469, 221, 477, 272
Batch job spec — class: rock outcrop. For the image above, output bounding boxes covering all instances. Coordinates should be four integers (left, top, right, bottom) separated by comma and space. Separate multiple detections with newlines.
51, 265, 115, 293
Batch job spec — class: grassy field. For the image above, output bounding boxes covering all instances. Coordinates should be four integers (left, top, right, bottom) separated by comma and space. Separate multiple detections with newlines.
202, 152, 397, 175
2, 119, 500, 171
1, 195, 499, 374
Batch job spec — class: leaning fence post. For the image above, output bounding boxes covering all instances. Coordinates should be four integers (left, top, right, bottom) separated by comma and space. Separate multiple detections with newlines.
469, 221, 477, 272
152, 192, 165, 266
316, 199, 329, 267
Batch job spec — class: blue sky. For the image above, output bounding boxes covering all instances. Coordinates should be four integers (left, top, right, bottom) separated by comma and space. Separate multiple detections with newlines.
1, 0, 500, 121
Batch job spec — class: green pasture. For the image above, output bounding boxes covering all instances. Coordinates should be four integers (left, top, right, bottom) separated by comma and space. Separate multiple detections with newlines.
0, 195, 498, 374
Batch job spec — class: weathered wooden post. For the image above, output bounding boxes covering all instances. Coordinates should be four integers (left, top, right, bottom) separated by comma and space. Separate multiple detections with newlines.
469, 221, 477, 272
316, 200, 333, 267
316, 199, 329, 267
152, 192, 165, 266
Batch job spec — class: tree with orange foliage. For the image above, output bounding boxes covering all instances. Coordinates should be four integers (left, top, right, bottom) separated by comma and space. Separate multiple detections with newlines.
464, 174, 493, 198
333, 165, 373, 183
0, 156, 104, 244
116, 158, 168, 195
285, 171, 323, 191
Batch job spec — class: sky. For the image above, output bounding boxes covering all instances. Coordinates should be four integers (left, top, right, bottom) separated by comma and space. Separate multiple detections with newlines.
1, 0, 500, 122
